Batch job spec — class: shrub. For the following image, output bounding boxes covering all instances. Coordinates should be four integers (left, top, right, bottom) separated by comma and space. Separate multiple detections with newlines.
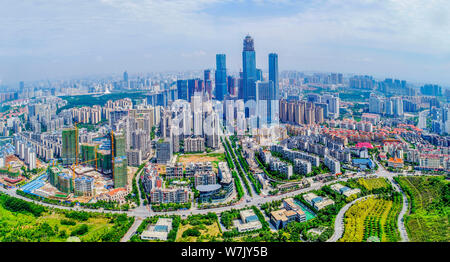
70, 224, 89, 236
182, 228, 201, 237
60, 219, 76, 226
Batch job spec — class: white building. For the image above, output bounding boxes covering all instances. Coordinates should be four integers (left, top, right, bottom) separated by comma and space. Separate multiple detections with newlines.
141, 218, 173, 241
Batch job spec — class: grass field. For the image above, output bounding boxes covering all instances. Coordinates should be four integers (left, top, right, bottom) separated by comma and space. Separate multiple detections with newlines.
0, 193, 133, 242
396, 176, 449, 242
339, 196, 402, 242
357, 177, 389, 190
175, 213, 222, 242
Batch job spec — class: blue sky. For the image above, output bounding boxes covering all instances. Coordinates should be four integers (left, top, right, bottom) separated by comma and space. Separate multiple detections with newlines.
0, 0, 449, 86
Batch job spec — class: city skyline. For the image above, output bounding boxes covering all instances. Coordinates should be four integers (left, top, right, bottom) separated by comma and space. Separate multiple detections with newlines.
1, 0, 450, 86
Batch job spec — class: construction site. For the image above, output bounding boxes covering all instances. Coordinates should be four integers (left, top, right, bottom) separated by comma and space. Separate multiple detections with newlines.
19, 125, 134, 204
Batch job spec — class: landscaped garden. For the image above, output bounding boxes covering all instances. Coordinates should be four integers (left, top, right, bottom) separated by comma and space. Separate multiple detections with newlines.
339, 194, 402, 242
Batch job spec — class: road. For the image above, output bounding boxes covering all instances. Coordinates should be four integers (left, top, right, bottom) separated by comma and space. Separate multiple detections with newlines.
327, 195, 375, 242
120, 217, 143, 242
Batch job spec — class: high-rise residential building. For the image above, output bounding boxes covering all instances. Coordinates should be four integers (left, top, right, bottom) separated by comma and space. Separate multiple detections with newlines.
242, 35, 257, 102
177, 80, 188, 101
156, 139, 173, 164
392, 97, 404, 117
369, 94, 384, 114
322, 94, 340, 119
112, 132, 127, 158
112, 132, 127, 188
62, 127, 78, 166
191, 94, 202, 113
420, 84, 442, 96
269, 53, 279, 99
114, 156, 128, 188
385, 99, 393, 115
193, 111, 203, 136
215, 54, 227, 101
257, 81, 277, 125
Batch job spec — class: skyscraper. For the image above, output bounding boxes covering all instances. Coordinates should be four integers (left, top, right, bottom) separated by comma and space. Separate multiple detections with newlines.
269, 53, 279, 99
123, 71, 128, 82
177, 80, 188, 101
242, 35, 257, 102
215, 54, 227, 101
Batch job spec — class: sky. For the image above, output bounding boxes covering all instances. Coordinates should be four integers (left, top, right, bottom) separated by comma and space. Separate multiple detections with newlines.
1, 0, 450, 86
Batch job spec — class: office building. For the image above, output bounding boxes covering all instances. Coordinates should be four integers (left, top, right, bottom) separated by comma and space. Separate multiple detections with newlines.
215, 54, 227, 101
242, 35, 257, 102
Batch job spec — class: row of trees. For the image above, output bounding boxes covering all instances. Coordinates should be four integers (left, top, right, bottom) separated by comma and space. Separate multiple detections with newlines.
235, 145, 262, 194
0, 192, 46, 217
221, 138, 244, 199
225, 137, 252, 196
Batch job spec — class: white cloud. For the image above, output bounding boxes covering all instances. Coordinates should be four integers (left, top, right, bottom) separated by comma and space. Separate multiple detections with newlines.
0, 0, 449, 84
181, 50, 207, 57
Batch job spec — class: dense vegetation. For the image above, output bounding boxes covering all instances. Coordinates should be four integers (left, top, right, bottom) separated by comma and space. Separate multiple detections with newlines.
221, 138, 244, 199
395, 176, 449, 242
17, 189, 131, 211
235, 143, 262, 194
225, 137, 252, 196
177, 213, 222, 242
151, 202, 191, 212
0, 192, 134, 242
57, 91, 148, 114
339, 194, 402, 242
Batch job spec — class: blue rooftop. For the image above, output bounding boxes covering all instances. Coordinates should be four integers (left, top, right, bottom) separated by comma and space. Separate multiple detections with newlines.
312, 196, 323, 204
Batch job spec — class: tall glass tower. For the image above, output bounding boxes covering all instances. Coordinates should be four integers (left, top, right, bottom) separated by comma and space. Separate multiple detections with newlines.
242, 35, 256, 102
269, 53, 279, 99
215, 54, 227, 101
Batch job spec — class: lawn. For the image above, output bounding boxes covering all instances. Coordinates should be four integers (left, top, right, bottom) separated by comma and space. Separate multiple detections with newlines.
0, 193, 134, 242
396, 176, 449, 242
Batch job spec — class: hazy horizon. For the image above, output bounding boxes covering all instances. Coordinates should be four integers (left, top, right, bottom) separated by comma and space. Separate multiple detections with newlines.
1, 0, 450, 86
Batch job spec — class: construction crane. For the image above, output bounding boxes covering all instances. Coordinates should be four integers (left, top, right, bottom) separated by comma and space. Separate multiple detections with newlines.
69, 120, 98, 181
111, 130, 114, 183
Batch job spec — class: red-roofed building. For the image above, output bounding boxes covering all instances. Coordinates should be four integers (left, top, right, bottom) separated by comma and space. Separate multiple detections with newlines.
355, 142, 374, 149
